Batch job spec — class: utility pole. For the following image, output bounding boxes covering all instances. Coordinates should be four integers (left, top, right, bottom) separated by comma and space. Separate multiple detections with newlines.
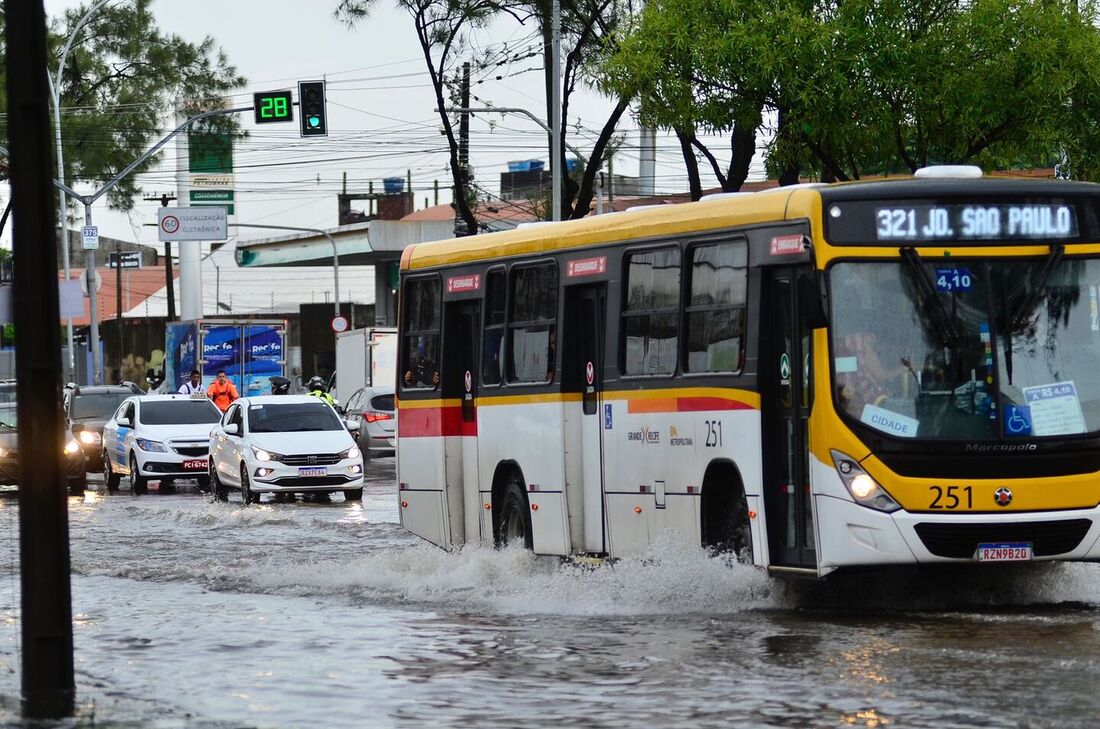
454, 62, 470, 237
115, 239, 123, 383
143, 192, 177, 320
551, 0, 562, 222
6, 0, 76, 718
175, 104, 202, 320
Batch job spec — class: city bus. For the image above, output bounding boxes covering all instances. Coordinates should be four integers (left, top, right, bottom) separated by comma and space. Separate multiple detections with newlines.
395, 166, 1100, 577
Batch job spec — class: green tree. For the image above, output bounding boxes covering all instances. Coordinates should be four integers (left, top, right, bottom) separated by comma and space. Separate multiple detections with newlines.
0, 0, 245, 211
338, 0, 516, 235
337, 0, 638, 227
603, 0, 1100, 187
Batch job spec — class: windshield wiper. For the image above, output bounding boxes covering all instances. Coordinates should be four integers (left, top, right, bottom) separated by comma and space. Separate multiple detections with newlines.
1009, 243, 1064, 332
900, 247, 961, 348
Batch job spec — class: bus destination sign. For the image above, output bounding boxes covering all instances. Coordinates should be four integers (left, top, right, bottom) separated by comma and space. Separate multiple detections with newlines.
826, 200, 1086, 245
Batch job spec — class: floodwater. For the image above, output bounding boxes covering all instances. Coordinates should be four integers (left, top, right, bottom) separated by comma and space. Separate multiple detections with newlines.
2, 462, 1100, 728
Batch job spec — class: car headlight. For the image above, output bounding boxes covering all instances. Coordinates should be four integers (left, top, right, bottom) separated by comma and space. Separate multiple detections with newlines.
64, 440, 81, 456
0, 446, 9, 458
251, 446, 282, 462
830, 450, 901, 513
135, 438, 167, 452
342, 445, 360, 460
78, 430, 101, 445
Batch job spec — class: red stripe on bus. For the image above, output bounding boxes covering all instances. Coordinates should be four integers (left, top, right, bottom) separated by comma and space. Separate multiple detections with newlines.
399, 405, 477, 437
627, 396, 756, 414
676, 396, 756, 412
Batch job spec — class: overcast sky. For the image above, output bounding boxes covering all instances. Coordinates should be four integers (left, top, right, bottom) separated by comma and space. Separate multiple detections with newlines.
10, 0, 764, 252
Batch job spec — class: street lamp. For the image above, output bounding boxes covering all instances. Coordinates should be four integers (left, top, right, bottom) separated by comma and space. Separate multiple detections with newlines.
229, 224, 340, 317
441, 105, 604, 216
48, 0, 119, 381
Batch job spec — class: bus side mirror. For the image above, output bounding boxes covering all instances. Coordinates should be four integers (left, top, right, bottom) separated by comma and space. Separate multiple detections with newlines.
798, 272, 828, 329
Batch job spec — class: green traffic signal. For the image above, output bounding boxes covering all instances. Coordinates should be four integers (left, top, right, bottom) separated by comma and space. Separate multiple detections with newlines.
298, 80, 327, 137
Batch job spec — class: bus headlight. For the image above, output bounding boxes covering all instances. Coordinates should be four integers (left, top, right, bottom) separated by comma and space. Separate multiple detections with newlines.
830, 450, 901, 513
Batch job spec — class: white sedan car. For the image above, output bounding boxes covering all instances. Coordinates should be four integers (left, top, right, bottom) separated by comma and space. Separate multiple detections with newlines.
208, 395, 364, 505
102, 394, 222, 494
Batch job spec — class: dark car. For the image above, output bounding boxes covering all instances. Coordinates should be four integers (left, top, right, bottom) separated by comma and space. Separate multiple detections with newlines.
66, 382, 143, 472
0, 403, 88, 496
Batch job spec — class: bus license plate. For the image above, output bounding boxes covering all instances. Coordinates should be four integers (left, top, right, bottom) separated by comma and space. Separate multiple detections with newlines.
299, 467, 327, 477
976, 542, 1033, 562
183, 459, 206, 470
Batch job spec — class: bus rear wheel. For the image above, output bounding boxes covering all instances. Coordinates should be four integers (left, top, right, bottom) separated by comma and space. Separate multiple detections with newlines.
498, 477, 533, 550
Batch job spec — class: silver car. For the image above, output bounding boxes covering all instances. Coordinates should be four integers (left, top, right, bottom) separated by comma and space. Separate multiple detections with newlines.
342, 386, 395, 461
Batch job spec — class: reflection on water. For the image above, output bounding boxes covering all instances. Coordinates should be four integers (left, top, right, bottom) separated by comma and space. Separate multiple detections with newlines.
0, 471, 1098, 727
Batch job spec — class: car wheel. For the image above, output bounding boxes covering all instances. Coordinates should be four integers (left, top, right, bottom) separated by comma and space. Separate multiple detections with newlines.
343, 488, 363, 502
67, 474, 87, 497
239, 464, 257, 505
210, 464, 228, 502
129, 453, 147, 495
498, 474, 533, 550
103, 453, 120, 492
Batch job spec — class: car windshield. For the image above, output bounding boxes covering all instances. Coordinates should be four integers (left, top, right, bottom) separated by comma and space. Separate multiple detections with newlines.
0, 406, 16, 429
830, 256, 1100, 440
140, 400, 221, 425
72, 392, 131, 420
248, 402, 342, 432
0, 387, 15, 404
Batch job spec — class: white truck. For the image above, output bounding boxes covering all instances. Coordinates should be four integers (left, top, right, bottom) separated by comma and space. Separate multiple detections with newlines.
334, 327, 397, 404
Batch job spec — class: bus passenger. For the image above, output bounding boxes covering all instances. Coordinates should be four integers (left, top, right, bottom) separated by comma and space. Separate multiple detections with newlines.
835, 331, 907, 412
404, 337, 440, 388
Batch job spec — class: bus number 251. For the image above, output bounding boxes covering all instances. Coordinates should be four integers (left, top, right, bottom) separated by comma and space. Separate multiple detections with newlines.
705, 420, 723, 447
929, 485, 973, 509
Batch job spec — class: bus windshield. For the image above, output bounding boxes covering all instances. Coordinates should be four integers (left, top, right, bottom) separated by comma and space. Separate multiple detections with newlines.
830, 256, 1100, 440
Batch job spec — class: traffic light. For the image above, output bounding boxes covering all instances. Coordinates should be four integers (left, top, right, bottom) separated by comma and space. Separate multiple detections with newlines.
298, 80, 328, 138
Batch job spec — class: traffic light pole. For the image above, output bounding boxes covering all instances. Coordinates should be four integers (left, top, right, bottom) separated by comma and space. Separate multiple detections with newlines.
52, 104, 253, 383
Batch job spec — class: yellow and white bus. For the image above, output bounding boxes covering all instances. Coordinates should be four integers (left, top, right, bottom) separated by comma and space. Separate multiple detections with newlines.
396, 167, 1100, 577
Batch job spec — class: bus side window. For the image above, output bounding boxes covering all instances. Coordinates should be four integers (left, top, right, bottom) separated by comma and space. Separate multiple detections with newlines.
622, 246, 681, 376
402, 277, 441, 390
685, 240, 747, 373
482, 269, 506, 386
507, 263, 557, 383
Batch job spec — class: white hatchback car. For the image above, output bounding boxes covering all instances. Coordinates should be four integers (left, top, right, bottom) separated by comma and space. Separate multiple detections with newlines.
208, 395, 364, 505
102, 394, 222, 494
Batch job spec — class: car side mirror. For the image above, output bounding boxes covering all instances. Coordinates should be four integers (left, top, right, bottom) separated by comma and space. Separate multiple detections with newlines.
344, 419, 360, 433
224, 423, 240, 436
117, 417, 132, 427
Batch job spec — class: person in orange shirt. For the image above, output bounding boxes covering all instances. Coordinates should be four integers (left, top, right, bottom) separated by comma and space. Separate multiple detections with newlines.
207, 370, 239, 412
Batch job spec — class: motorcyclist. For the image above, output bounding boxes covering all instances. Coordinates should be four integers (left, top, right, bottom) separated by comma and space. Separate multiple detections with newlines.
307, 375, 336, 407
270, 376, 291, 395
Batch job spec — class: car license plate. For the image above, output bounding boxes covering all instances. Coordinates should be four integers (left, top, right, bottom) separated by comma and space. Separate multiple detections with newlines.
183, 459, 206, 470
976, 542, 1033, 562
299, 467, 327, 477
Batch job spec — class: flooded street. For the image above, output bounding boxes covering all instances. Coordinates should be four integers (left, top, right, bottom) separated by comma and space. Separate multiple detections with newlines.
3, 462, 1100, 728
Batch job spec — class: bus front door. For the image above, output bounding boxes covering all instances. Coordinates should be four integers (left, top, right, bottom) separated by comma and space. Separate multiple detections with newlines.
441, 300, 481, 547
562, 284, 606, 554
761, 267, 817, 570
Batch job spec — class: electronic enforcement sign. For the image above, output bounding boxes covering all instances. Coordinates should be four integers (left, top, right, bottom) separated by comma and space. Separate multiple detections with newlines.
253, 90, 293, 124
